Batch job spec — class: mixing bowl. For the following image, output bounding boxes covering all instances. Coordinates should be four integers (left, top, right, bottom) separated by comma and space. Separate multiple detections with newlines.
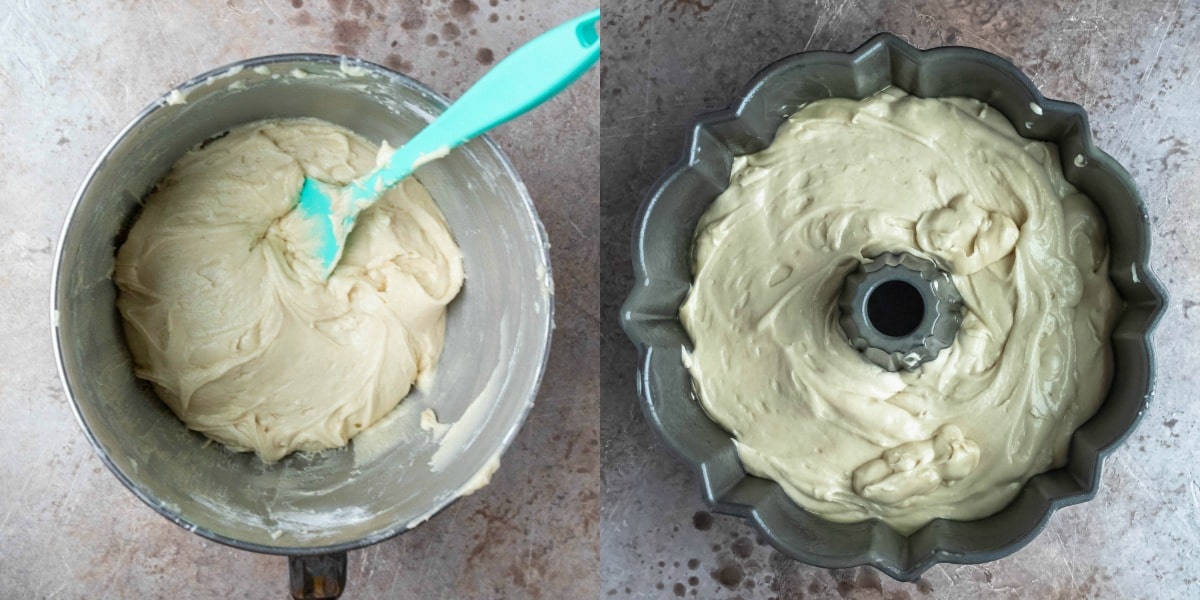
621, 33, 1166, 580
52, 54, 553, 597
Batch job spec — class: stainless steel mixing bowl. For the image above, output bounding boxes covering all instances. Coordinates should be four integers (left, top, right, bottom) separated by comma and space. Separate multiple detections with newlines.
52, 54, 553, 597
621, 33, 1167, 580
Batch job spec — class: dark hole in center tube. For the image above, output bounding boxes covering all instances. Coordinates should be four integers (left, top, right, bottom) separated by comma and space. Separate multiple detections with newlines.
867, 280, 924, 337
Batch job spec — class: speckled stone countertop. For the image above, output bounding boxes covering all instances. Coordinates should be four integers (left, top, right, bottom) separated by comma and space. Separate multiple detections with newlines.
601, 1, 1199, 598
1, 1, 596, 597
7, 0, 1200, 597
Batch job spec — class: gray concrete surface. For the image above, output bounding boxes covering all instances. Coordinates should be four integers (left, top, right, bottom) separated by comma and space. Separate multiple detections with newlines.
8, 0, 1200, 597
600, 1, 1200, 598
1, 0, 596, 598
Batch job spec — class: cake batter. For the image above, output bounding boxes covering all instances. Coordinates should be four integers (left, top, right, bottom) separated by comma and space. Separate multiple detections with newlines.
680, 88, 1119, 533
115, 119, 464, 463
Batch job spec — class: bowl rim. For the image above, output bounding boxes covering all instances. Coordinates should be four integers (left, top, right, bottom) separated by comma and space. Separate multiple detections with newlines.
621, 32, 1168, 580
50, 52, 555, 557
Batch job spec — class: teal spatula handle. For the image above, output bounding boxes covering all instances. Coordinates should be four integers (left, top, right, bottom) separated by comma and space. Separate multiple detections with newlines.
353, 8, 601, 198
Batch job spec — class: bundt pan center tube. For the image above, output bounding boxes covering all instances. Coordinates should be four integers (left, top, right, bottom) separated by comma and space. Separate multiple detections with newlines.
839, 252, 963, 372
621, 33, 1166, 580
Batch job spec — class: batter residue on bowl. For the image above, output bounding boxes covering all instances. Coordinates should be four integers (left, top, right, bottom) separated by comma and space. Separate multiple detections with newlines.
679, 87, 1119, 533
115, 119, 464, 462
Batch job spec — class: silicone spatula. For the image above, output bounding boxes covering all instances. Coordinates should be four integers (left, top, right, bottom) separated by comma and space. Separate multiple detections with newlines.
291, 8, 600, 279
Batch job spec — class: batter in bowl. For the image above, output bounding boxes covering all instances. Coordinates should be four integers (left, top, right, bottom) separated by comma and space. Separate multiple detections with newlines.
115, 119, 464, 463
679, 87, 1119, 533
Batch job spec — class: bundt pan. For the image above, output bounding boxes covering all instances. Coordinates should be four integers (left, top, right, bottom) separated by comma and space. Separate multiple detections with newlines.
620, 33, 1167, 580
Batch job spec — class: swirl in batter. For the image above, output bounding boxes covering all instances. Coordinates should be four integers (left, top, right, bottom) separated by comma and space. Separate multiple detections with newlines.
680, 88, 1119, 533
115, 119, 464, 462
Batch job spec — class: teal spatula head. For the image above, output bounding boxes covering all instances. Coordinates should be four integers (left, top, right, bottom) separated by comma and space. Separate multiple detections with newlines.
290, 8, 601, 279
